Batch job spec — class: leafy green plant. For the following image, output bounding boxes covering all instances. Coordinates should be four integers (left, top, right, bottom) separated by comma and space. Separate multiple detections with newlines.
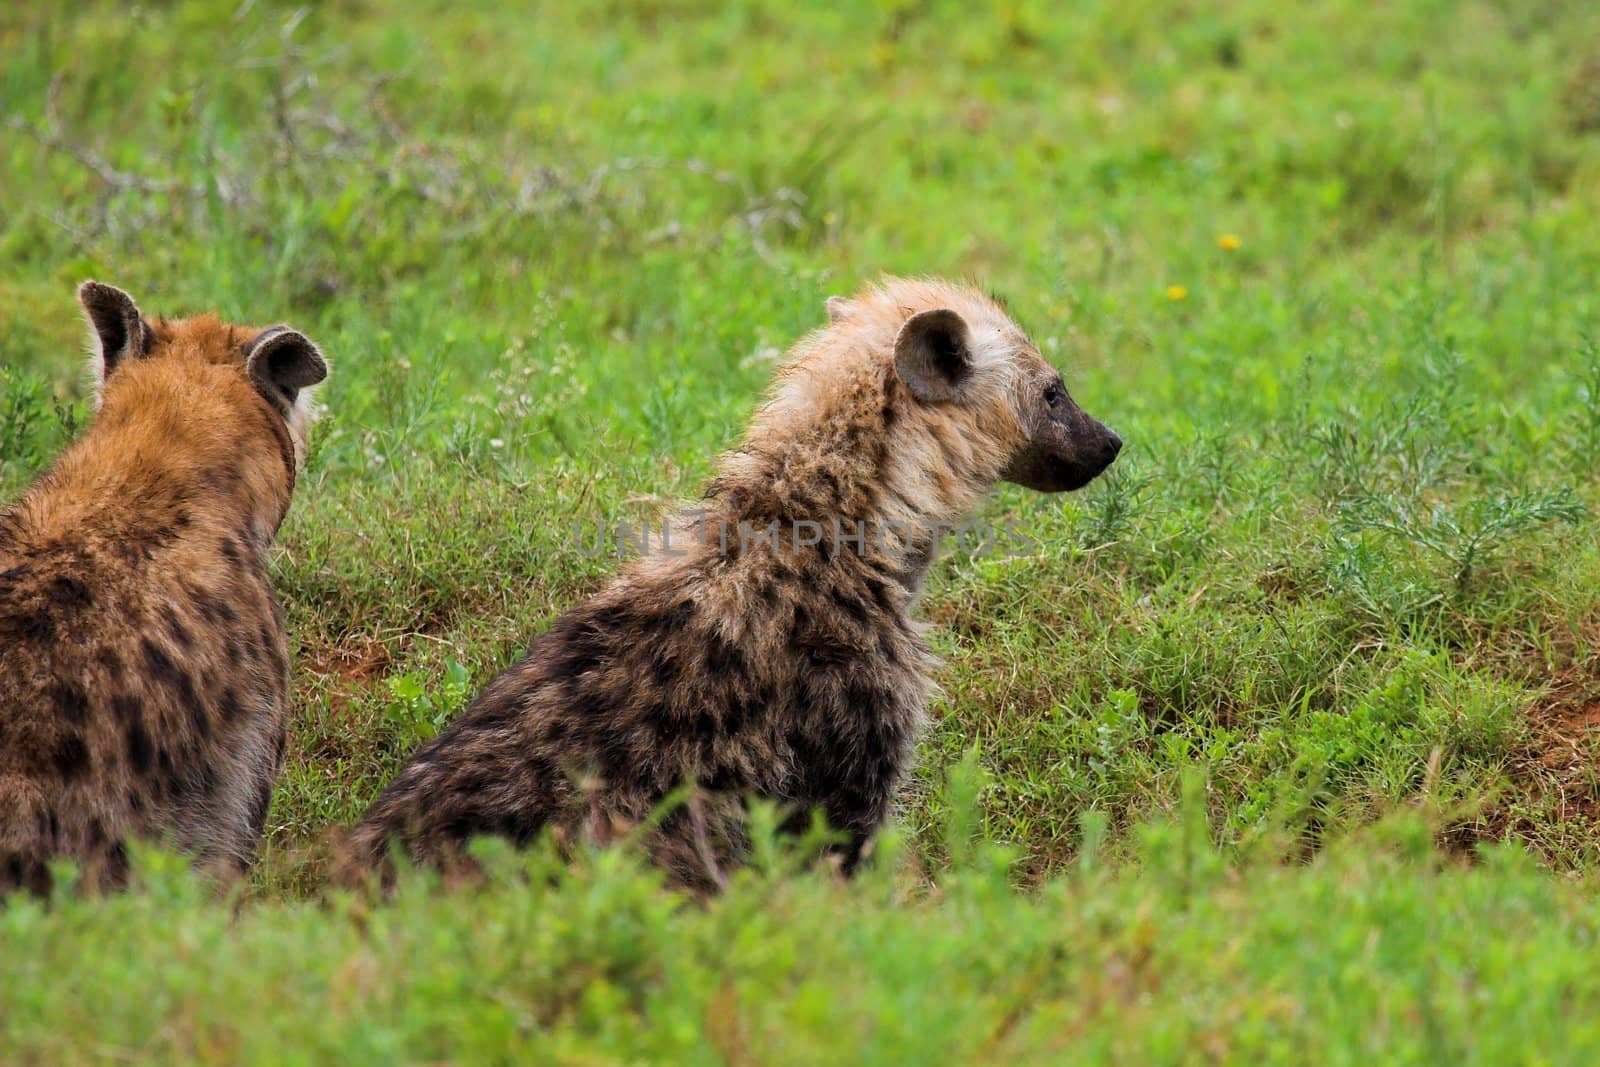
0, 368, 77, 489
1336, 487, 1586, 592
383, 660, 473, 742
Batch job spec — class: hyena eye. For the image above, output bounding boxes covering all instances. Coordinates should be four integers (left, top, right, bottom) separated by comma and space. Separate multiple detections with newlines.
1044, 383, 1065, 407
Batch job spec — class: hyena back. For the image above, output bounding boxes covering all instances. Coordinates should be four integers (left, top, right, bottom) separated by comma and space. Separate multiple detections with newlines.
352, 277, 1120, 889
0, 282, 327, 894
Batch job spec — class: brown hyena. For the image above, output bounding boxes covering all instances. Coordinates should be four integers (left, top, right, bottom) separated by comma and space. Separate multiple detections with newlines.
351, 277, 1120, 890
0, 282, 328, 895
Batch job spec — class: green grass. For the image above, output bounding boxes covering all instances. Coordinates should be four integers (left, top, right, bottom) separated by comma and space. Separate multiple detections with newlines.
8, 784, 1600, 1064
6, 0, 1600, 1058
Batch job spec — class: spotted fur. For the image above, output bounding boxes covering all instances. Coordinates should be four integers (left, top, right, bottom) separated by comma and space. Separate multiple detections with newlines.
350, 277, 1120, 890
0, 282, 327, 894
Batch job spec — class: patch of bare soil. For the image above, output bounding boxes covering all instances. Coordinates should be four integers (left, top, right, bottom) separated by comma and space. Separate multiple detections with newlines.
1471, 675, 1600, 862
1519, 678, 1600, 819
302, 637, 395, 686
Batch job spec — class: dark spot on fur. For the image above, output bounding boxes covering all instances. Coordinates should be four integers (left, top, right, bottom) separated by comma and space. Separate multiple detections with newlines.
649, 643, 680, 689
218, 688, 244, 724
189, 697, 212, 740
586, 603, 634, 633
258, 623, 285, 674
103, 841, 129, 885
843, 679, 881, 714
789, 602, 812, 646
544, 707, 574, 744
725, 684, 772, 734
125, 723, 153, 775
0, 853, 49, 896
791, 602, 854, 667
7, 610, 56, 643
151, 748, 181, 800
53, 732, 91, 779
552, 625, 609, 680
193, 587, 236, 626
881, 375, 899, 427
48, 682, 89, 725
198, 466, 235, 495
99, 645, 127, 684
141, 637, 178, 683
178, 671, 202, 711
705, 633, 746, 679
49, 575, 94, 610
830, 585, 871, 628
142, 636, 203, 711
192, 591, 218, 624
161, 604, 193, 650
112, 694, 140, 723
687, 706, 721, 741
864, 577, 898, 617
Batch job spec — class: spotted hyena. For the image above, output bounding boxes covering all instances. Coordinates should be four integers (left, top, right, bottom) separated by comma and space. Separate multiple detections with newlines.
0, 282, 328, 894
351, 277, 1120, 889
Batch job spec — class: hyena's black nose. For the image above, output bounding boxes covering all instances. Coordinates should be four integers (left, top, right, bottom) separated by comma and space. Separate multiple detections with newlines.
1104, 430, 1123, 457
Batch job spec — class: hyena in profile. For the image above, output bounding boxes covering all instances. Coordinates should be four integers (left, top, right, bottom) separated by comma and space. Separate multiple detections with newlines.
0, 282, 328, 894
352, 277, 1120, 889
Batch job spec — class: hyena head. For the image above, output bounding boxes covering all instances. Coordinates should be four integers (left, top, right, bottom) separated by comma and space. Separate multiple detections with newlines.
78, 281, 329, 479
820, 277, 1120, 506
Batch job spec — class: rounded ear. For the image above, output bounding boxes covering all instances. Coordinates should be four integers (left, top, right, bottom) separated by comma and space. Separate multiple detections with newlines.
78, 280, 148, 382
824, 295, 852, 323
893, 308, 974, 404
246, 326, 328, 413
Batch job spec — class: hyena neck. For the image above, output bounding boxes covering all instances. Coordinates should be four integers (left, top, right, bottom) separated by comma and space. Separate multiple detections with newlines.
30, 406, 289, 556
689, 367, 1002, 596
701, 440, 986, 599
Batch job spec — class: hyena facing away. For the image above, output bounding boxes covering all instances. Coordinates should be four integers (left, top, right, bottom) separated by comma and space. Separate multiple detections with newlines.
352, 277, 1120, 890
0, 282, 328, 895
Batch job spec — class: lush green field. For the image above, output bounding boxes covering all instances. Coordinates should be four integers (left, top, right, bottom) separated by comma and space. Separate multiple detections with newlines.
6, 0, 1600, 1059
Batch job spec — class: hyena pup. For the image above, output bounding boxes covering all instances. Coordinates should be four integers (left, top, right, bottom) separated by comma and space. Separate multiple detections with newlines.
352, 276, 1120, 889
0, 282, 328, 894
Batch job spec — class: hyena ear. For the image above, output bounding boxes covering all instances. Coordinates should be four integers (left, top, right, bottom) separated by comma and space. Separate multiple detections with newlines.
825, 295, 852, 323
78, 281, 148, 383
894, 308, 974, 404
246, 326, 328, 414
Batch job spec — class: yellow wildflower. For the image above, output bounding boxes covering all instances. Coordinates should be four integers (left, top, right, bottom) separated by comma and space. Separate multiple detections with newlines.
1217, 233, 1241, 251
1165, 285, 1188, 301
